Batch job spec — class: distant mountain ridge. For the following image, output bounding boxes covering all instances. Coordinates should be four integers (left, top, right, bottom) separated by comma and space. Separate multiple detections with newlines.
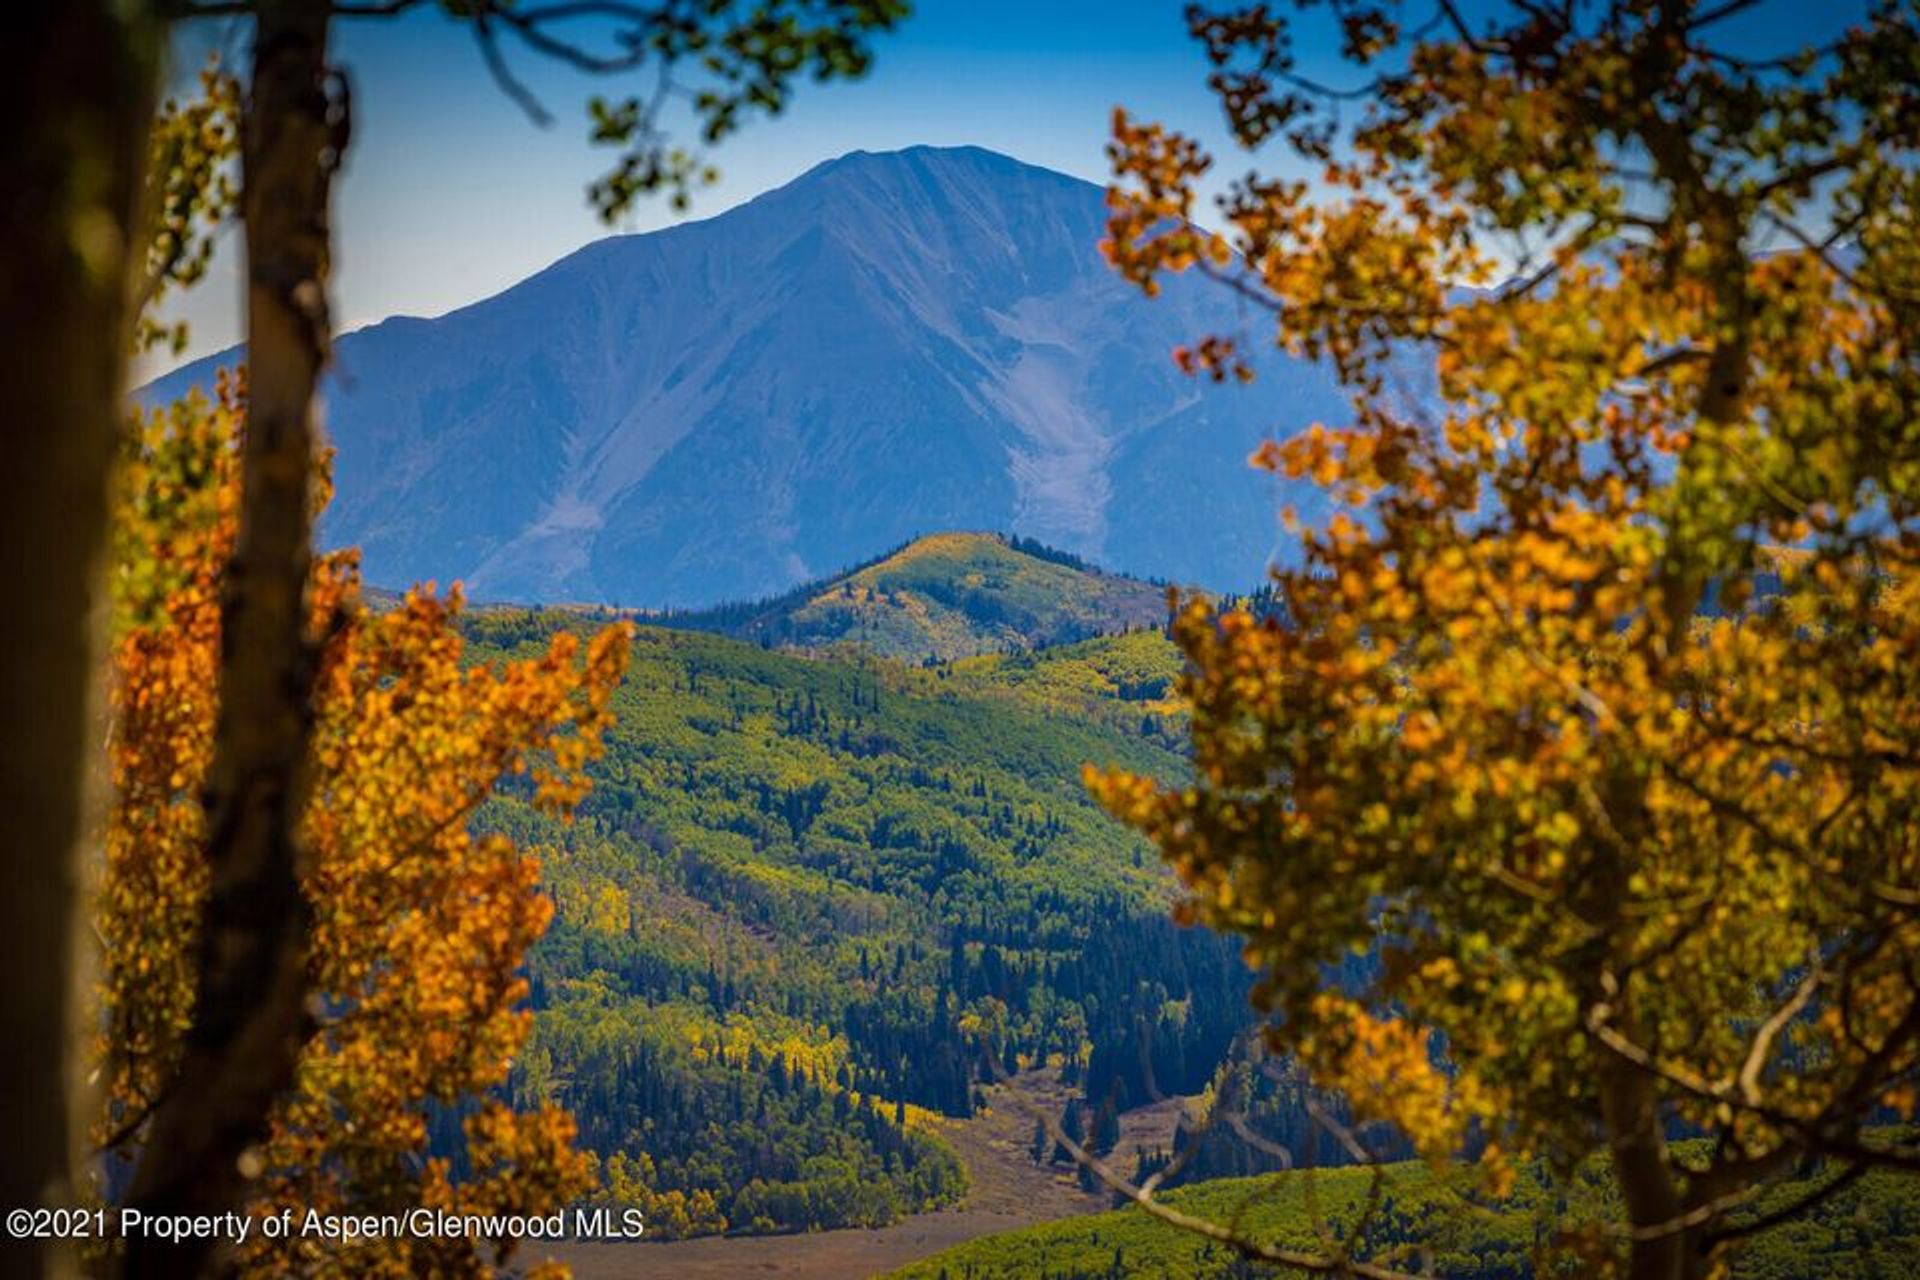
144, 145, 1347, 607
666, 531, 1171, 662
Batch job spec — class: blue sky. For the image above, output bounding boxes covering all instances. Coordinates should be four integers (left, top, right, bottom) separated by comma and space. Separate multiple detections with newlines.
149, 0, 1865, 380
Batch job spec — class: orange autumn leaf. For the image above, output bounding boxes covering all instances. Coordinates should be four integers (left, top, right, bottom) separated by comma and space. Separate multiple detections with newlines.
99, 372, 629, 1278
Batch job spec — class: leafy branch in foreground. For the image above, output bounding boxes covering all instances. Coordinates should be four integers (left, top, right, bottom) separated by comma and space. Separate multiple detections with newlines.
103, 6, 902, 1275
99, 377, 629, 1278
1092, 2, 1920, 1278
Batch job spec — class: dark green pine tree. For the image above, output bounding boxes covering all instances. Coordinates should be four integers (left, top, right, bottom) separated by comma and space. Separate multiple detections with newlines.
1051, 1095, 1084, 1164
1091, 1094, 1120, 1157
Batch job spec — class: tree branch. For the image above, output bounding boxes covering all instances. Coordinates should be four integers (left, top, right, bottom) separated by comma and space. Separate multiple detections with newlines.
1703, 1161, 1868, 1247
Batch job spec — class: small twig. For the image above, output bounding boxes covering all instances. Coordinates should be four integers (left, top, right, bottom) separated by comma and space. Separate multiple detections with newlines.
1738, 959, 1823, 1107
1704, 1161, 1868, 1247
473, 13, 555, 127
981, 1053, 1420, 1277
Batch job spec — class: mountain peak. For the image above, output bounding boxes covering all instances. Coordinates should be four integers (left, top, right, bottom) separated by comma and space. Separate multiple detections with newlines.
784, 144, 1091, 191
727, 143, 1106, 269
141, 140, 1338, 608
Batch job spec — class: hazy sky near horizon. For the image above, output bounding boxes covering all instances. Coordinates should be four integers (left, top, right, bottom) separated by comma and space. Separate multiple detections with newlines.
147, 0, 1864, 382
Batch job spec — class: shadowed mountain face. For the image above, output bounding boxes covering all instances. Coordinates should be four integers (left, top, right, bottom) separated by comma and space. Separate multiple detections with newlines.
144, 145, 1347, 608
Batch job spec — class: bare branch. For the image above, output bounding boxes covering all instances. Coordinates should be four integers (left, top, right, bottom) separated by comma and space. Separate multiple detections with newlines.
1028, 1094, 1422, 1279
1738, 959, 1823, 1107
487, 3, 654, 76
979, 1050, 1419, 1278
1588, 998, 1920, 1175
1686, 0, 1763, 31
330, 0, 427, 15
1224, 1108, 1299, 1169
1704, 1162, 1868, 1247
472, 14, 555, 128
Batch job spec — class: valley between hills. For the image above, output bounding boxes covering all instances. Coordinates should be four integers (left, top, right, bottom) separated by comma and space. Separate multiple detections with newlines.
553, 1070, 1188, 1280
455, 532, 1263, 1250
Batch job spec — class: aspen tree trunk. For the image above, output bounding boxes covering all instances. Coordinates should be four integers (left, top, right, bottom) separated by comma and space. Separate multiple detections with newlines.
120, 3, 339, 1275
1600, 1053, 1699, 1280
0, 5, 158, 1278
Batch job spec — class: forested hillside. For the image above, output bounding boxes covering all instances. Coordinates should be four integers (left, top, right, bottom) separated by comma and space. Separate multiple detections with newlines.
461, 611, 1256, 1236
664, 532, 1173, 662
890, 1154, 1920, 1280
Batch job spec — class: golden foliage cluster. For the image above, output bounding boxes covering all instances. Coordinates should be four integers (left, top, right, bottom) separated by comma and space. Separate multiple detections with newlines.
100, 374, 630, 1277
1094, 0, 1920, 1268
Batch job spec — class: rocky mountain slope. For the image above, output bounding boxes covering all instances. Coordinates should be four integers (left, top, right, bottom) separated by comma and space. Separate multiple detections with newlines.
145, 146, 1347, 607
